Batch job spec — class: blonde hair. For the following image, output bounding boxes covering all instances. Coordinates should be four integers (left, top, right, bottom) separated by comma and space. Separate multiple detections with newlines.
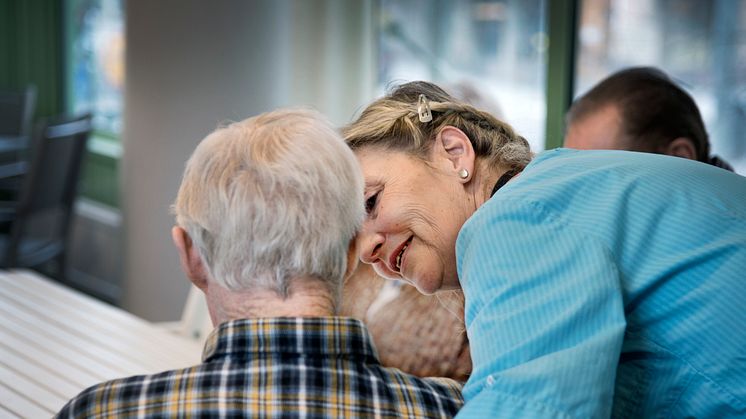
173, 108, 364, 301
344, 81, 531, 172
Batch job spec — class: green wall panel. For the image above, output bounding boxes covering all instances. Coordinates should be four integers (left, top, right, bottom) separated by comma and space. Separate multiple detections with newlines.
0, 0, 64, 119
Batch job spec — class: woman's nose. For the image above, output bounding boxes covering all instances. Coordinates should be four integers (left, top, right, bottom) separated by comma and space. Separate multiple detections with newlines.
357, 225, 384, 265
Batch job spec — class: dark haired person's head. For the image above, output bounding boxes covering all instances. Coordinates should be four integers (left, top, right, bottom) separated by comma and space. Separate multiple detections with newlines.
565, 67, 733, 171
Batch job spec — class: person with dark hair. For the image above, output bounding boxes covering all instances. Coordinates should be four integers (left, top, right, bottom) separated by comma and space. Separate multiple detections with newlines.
565, 66, 734, 171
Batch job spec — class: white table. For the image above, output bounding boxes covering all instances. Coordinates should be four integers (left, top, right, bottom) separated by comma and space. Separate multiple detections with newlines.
0, 270, 204, 417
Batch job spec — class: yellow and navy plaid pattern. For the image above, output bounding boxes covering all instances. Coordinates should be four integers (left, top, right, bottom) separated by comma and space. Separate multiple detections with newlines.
57, 317, 464, 418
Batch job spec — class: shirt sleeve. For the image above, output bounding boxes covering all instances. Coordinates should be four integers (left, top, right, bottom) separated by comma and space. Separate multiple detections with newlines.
456, 199, 626, 419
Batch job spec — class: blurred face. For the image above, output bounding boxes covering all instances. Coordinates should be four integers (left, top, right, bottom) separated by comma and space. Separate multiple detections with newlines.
564, 104, 631, 150
354, 148, 473, 294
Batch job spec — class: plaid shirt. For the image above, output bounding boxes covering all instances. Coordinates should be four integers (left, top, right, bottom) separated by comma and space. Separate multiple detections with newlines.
57, 317, 464, 418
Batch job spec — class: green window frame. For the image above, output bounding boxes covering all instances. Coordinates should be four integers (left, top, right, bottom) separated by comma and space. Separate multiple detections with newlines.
545, 0, 578, 150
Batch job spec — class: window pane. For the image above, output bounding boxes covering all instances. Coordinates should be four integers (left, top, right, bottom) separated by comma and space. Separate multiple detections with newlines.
378, 0, 549, 152
67, 0, 125, 137
575, 0, 746, 174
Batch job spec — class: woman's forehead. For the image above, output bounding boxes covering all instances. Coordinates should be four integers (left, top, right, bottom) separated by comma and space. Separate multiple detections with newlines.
357, 149, 434, 194
357, 150, 397, 190
357, 148, 417, 173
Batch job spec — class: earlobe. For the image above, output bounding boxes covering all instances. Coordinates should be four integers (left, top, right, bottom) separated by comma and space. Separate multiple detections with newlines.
435, 126, 476, 182
665, 137, 697, 161
172, 226, 209, 290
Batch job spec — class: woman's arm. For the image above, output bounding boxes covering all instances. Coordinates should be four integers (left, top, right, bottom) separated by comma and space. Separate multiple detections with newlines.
456, 199, 626, 418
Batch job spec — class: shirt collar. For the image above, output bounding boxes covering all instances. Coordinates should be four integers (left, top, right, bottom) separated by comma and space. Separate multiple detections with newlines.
202, 316, 380, 363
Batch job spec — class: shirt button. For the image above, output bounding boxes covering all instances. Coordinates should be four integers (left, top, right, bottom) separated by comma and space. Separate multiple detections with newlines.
486, 375, 495, 387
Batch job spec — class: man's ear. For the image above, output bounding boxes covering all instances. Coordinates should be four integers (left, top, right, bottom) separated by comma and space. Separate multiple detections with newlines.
664, 137, 697, 161
433, 125, 476, 182
171, 226, 209, 291
343, 238, 360, 285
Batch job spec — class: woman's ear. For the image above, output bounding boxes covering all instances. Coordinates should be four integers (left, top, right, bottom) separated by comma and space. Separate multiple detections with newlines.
433, 126, 476, 182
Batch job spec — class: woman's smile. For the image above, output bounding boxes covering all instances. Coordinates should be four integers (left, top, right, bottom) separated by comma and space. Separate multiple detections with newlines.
391, 236, 412, 273
355, 148, 470, 294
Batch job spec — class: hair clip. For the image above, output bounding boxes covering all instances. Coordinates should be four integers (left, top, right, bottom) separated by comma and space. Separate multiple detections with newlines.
417, 94, 433, 123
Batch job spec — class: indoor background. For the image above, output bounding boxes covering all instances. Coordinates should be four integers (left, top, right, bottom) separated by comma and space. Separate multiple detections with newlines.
1, 0, 744, 321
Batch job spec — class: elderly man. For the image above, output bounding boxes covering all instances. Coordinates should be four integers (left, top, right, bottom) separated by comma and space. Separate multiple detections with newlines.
565, 66, 734, 171
56, 108, 463, 418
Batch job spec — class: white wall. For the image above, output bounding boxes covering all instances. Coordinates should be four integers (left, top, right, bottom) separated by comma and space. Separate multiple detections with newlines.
123, 0, 375, 321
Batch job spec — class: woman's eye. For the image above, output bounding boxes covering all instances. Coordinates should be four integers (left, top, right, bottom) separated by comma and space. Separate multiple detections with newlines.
365, 192, 379, 214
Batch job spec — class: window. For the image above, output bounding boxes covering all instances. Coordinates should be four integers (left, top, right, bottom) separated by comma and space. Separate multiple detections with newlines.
65, 0, 124, 143
378, 0, 549, 152
575, 0, 746, 173
64, 0, 124, 207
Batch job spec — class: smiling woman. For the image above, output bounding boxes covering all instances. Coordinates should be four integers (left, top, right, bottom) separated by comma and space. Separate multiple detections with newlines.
345, 81, 531, 294
356, 148, 470, 294
343, 80, 746, 418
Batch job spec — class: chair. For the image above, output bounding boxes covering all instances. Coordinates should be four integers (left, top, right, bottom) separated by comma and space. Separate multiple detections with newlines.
0, 113, 93, 281
0, 86, 37, 192
158, 285, 214, 345
0, 85, 36, 137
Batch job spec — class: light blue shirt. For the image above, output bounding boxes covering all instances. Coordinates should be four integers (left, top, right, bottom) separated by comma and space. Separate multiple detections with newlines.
456, 149, 746, 418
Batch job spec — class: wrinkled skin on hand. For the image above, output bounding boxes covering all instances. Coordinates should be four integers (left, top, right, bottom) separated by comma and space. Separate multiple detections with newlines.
340, 264, 471, 382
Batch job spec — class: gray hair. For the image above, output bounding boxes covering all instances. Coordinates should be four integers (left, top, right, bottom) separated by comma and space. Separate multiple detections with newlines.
172, 108, 364, 301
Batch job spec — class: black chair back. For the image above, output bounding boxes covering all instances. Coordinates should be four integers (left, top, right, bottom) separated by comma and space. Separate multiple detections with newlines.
0, 85, 36, 137
3, 113, 93, 278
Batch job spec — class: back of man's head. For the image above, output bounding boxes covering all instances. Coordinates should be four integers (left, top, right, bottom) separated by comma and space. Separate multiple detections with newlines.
172, 108, 364, 301
566, 66, 710, 162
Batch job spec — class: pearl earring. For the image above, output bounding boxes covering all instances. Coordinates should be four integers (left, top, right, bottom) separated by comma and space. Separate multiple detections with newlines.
458, 168, 469, 179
